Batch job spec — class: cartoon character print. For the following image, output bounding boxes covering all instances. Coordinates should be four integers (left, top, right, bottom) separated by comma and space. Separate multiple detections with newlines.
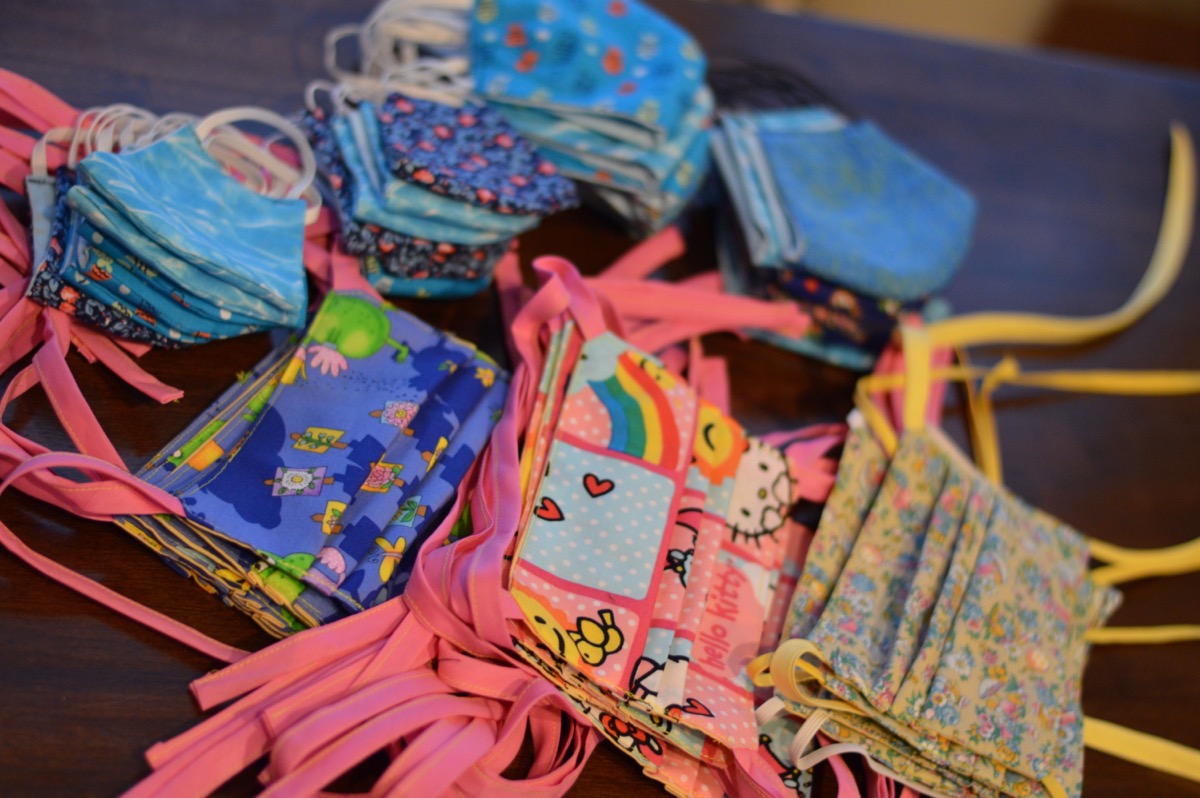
629, 652, 688, 703
663, 505, 700, 587
387, 496, 428, 528
291, 426, 348, 453
166, 418, 227, 472
663, 546, 693, 586
298, 293, 410, 378
421, 436, 449, 472
570, 609, 625, 666
268, 466, 335, 497
598, 712, 663, 759
727, 438, 792, 545
691, 401, 747, 484
759, 731, 811, 797
512, 586, 583, 664
360, 459, 406, 493
512, 588, 626, 668
371, 536, 407, 583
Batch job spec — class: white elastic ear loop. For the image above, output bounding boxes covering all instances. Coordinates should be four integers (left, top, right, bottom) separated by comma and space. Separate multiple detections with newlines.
204, 135, 273, 195
788, 709, 830, 764
324, 24, 364, 81
379, 57, 473, 106
196, 108, 323, 225
195, 107, 318, 199
362, 0, 470, 73
132, 112, 197, 150
31, 127, 75, 179
87, 104, 157, 156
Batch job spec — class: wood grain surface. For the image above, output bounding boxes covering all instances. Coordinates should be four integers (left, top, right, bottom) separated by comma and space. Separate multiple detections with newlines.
0, 1, 1198, 795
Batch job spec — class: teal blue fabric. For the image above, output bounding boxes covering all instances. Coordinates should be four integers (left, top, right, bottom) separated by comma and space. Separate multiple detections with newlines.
714, 109, 976, 302
59, 223, 261, 345
469, 0, 707, 147
75, 126, 308, 318
65, 184, 303, 329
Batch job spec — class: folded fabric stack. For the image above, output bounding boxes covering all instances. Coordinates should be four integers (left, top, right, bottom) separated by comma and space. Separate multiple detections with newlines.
26, 118, 311, 346
508, 320, 829, 795
301, 90, 577, 298
468, 0, 713, 236
712, 105, 976, 370
759, 419, 1120, 797
116, 289, 510, 636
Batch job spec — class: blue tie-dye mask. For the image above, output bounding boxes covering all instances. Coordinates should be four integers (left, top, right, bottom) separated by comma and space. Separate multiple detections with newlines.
119, 289, 509, 635
25, 125, 309, 345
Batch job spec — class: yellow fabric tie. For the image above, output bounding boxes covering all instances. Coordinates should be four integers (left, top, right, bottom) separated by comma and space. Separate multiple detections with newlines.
839, 124, 1200, 788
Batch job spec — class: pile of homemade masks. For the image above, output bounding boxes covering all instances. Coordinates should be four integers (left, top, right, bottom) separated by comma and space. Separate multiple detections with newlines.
507, 319, 822, 795
757, 417, 1120, 798
712, 104, 977, 370
25, 107, 315, 346
301, 88, 577, 298
468, 0, 713, 236
114, 289, 509, 636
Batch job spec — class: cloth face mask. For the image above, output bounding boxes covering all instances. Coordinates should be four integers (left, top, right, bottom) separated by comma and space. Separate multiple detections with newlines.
508, 323, 802, 792
26, 124, 310, 345
119, 289, 509, 634
470, 0, 707, 148
374, 91, 577, 215
761, 422, 1120, 798
301, 109, 513, 298
69, 125, 308, 321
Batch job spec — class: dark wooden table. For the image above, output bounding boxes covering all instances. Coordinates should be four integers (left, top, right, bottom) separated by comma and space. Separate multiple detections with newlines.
1, 1, 1198, 796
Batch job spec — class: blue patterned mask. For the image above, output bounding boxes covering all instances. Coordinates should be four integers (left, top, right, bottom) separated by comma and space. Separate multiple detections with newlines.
469, 0, 706, 148
712, 108, 976, 369
301, 108, 517, 299
26, 124, 310, 345
120, 289, 510, 635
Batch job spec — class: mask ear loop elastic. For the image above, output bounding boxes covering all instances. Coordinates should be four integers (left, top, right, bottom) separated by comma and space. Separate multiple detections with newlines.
361, 0, 470, 72
194, 107, 322, 224
377, 58, 473, 106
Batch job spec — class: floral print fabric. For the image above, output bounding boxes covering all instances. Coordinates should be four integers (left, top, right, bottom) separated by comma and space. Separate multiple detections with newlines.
772, 423, 1121, 797
301, 109, 514, 294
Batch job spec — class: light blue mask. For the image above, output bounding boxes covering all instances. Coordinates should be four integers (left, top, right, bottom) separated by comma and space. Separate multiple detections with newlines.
74, 125, 309, 322
713, 108, 977, 302
469, 0, 707, 147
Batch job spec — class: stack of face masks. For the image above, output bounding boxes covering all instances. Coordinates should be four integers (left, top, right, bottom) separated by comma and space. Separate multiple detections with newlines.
115, 288, 509, 636
755, 417, 1120, 798
26, 110, 314, 346
301, 90, 577, 298
712, 105, 977, 370
469, 0, 713, 235
507, 319, 823, 795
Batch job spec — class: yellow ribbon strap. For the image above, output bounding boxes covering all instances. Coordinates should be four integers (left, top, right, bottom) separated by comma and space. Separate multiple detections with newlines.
1084, 716, 1200, 784
1086, 625, 1200, 644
